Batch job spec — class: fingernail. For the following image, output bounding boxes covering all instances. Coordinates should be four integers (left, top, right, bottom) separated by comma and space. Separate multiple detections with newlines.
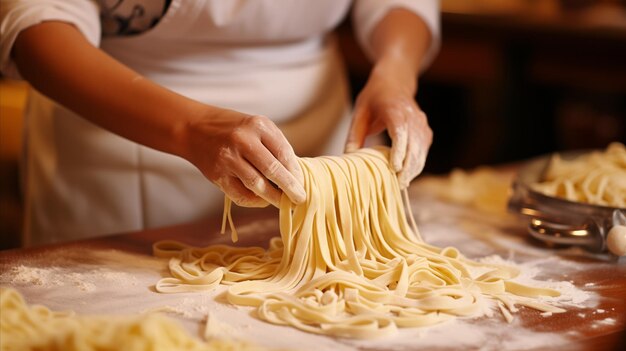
345, 143, 358, 153
399, 179, 409, 189
392, 156, 403, 172
397, 172, 409, 189
287, 184, 307, 205
295, 186, 307, 204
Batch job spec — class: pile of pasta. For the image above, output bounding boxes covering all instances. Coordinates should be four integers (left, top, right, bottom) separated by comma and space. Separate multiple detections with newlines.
532, 142, 626, 208
154, 147, 565, 339
0, 287, 269, 351
430, 166, 512, 214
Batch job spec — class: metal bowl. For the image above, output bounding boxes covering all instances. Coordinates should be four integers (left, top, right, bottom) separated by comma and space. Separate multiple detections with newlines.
507, 151, 625, 254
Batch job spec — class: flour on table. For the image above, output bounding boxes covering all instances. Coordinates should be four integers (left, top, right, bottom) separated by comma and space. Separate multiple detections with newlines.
591, 318, 616, 329
9, 265, 64, 287
204, 312, 241, 340
144, 295, 214, 319
68, 275, 96, 292
142, 305, 193, 318
3, 264, 137, 293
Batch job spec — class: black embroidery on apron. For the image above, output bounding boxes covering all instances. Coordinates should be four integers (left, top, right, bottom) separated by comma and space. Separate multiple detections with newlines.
98, 0, 171, 36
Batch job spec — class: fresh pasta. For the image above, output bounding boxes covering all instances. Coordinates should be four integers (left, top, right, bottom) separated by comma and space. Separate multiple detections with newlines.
0, 287, 270, 351
154, 147, 565, 338
532, 142, 626, 208
429, 166, 512, 214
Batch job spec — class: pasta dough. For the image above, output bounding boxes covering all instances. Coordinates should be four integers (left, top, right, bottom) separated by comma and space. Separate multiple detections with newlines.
0, 287, 269, 351
532, 142, 626, 208
155, 147, 565, 338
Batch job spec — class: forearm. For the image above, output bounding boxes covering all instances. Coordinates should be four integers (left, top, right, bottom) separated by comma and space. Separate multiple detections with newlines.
13, 21, 306, 206
368, 8, 432, 94
12, 21, 205, 159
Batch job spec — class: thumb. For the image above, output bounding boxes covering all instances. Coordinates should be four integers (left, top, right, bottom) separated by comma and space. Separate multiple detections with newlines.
345, 109, 370, 153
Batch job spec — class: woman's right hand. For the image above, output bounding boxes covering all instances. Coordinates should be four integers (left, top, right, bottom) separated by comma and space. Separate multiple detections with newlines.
11, 21, 305, 208
180, 108, 306, 208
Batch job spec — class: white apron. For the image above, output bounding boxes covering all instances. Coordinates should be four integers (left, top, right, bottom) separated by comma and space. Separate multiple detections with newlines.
22, 0, 354, 246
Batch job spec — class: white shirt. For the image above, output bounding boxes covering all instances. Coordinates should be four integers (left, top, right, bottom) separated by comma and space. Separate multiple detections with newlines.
0, 0, 439, 246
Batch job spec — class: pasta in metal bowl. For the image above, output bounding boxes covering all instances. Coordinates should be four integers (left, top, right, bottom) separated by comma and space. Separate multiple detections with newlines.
532, 143, 625, 209
508, 143, 626, 256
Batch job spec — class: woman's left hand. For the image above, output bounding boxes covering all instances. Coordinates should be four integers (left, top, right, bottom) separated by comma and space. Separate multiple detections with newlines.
345, 59, 432, 189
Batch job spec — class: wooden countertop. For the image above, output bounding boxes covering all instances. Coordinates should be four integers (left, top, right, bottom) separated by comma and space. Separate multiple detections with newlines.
0, 175, 624, 350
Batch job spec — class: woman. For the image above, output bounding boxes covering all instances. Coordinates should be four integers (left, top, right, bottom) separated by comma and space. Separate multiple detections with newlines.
0, 0, 439, 246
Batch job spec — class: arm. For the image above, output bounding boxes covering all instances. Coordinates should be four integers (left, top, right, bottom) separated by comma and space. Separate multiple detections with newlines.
13, 21, 305, 207
346, 8, 434, 188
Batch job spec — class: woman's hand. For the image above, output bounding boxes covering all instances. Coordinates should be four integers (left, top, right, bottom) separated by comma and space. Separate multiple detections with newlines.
181, 109, 306, 208
346, 7, 434, 189
345, 58, 432, 189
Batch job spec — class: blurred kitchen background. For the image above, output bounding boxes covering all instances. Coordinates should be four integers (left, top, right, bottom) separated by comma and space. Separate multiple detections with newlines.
1, 0, 625, 249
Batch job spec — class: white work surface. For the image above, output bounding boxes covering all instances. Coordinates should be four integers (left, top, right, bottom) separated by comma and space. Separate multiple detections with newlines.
1, 173, 625, 351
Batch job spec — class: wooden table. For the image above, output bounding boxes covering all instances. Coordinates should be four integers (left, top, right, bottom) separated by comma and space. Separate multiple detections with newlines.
1, 175, 624, 350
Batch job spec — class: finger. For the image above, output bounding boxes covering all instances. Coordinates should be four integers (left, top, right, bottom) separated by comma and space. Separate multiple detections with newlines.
386, 109, 409, 172
229, 158, 282, 207
244, 140, 306, 205
215, 176, 270, 208
397, 156, 415, 189
398, 140, 427, 189
260, 122, 305, 188
245, 115, 305, 201
345, 107, 370, 153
